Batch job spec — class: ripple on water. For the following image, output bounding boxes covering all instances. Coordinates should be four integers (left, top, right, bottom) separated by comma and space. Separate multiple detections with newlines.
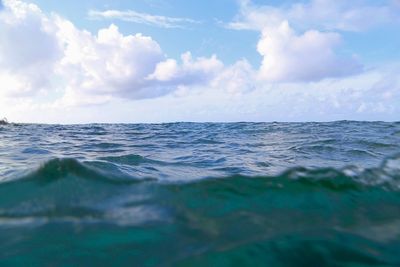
0, 122, 400, 265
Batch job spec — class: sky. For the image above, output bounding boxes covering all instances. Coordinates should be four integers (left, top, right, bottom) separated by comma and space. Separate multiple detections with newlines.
0, 0, 399, 123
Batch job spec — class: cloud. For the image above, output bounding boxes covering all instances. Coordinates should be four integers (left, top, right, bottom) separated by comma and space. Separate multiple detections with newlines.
55, 21, 166, 103
0, 0, 62, 97
148, 52, 224, 85
88, 9, 199, 29
56, 22, 225, 105
0, 0, 223, 106
227, 0, 365, 82
289, 0, 400, 32
257, 21, 362, 82
229, 0, 399, 32
4, 66, 399, 123
210, 59, 255, 94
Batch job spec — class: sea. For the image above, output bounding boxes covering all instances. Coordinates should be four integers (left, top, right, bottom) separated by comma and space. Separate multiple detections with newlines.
0, 121, 400, 266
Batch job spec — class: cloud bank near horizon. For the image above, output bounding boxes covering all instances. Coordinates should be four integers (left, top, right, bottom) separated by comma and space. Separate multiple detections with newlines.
0, 0, 399, 123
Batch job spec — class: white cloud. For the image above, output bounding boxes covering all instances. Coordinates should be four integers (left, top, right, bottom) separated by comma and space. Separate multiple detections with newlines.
88, 9, 199, 29
211, 59, 255, 94
230, 0, 399, 32
0, 0, 224, 106
289, 0, 399, 32
56, 24, 225, 105
257, 21, 362, 82
149, 59, 179, 81
228, 0, 366, 82
148, 52, 224, 86
4, 66, 400, 123
0, 0, 61, 97
55, 21, 167, 103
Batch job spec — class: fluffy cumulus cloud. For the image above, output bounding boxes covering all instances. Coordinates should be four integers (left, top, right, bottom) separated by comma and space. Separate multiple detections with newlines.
148, 52, 223, 85
228, 0, 400, 82
257, 21, 361, 82
0, 0, 61, 97
210, 59, 255, 94
0, 0, 226, 106
56, 21, 165, 104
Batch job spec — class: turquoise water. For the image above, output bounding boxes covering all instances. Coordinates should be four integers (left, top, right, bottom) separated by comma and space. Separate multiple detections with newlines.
0, 122, 400, 266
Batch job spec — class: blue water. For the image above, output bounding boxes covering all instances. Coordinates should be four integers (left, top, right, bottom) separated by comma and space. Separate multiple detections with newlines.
0, 121, 400, 266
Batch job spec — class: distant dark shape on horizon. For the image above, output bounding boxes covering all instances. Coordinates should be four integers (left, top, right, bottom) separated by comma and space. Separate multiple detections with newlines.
0, 118, 8, 125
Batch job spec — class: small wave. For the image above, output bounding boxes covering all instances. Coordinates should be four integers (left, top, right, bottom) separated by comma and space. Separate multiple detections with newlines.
347, 149, 378, 158
0, 158, 155, 228
195, 138, 224, 145
21, 148, 50, 155
392, 130, 400, 136
0, 154, 400, 266
0, 154, 398, 227
94, 142, 124, 149
290, 144, 338, 154
99, 154, 156, 166
357, 139, 399, 149
2, 153, 400, 188
20, 158, 141, 184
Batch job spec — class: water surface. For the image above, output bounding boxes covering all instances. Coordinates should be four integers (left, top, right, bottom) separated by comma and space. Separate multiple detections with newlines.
0, 121, 400, 266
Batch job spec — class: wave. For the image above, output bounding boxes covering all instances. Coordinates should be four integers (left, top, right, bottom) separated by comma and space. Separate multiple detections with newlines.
1, 155, 400, 265
99, 154, 170, 166
21, 158, 142, 184
3, 152, 400, 188
0, 153, 399, 222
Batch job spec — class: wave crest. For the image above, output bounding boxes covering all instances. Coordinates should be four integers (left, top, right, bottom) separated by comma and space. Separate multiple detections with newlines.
2, 153, 400, 191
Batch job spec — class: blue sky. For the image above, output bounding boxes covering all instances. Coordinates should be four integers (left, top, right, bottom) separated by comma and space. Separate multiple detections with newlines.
0, 0, 400, 123
28, 0, 261, 65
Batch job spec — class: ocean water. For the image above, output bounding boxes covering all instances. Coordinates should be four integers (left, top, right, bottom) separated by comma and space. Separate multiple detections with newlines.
0, 121, 400, 266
